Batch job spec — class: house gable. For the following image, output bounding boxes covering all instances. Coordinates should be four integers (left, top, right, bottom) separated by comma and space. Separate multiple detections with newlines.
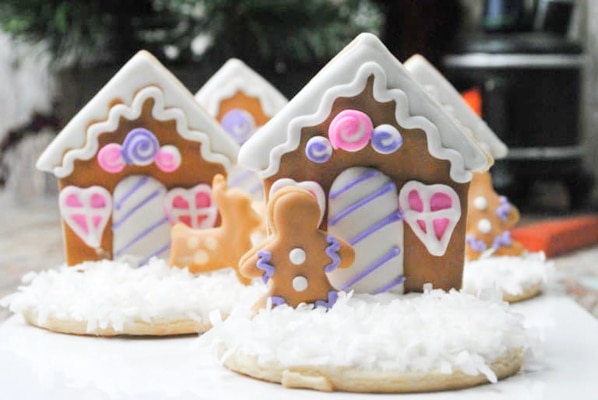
37, 50, 239, 178
239, 33, 491, 184
195, 58, 288, 120
404, 54, 508, 160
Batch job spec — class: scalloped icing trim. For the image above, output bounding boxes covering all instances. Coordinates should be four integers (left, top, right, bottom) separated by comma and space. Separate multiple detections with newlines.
403, 55, 506, 160
258, 62, 474, 183
53, 86, 232, 178
196, 60, 287, 119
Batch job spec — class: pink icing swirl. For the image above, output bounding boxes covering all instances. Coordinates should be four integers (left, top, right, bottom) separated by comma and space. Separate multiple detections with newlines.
155, 145, 182, 172
328, 109, 373, 152
97, 143, 125, 173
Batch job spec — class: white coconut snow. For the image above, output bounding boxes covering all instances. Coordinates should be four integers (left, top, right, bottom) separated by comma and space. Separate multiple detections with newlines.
201, 289, 532, 383
1, 258, 265, 333
463, 252, 553, 298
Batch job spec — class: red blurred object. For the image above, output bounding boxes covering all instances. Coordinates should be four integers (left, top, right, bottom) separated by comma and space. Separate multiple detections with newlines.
511, 215, 598, 257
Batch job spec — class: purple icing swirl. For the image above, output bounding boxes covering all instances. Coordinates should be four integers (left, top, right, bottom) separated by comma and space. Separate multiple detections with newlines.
371, 124, 403, 154
324, 235, 342, 272
256, 250, 275, 284
221, 109, 255, 145
305, 136, 333, 164
122, 128, 159, 166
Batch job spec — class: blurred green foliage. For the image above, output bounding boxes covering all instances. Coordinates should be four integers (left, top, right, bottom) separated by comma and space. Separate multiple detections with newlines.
0, 0, 381, 67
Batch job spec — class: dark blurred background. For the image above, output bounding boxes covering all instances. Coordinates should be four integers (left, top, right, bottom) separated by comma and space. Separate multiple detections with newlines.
0, 0, 596, 212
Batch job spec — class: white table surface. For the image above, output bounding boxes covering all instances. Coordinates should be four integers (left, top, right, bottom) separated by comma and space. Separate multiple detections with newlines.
0, 294, 597, 400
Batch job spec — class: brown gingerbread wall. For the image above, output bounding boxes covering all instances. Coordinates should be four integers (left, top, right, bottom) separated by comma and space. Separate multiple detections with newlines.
265, 76, 469, 293
59, 98, 226, 265
216, 91, 270, 126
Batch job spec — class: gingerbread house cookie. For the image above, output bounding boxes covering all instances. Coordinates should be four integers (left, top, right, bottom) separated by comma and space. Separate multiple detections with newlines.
36, 51, 239, 266
238, 33, 492, 295
402, 55, 551, 302
462, 171, 551, 302
195, 59, 288, 199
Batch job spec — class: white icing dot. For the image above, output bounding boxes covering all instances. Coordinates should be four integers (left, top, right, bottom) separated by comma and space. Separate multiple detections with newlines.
186, 237, 200, 250
204, 237, 218, 251
473, 196, 488, 210
292, 276, 308, 292
289, 248, 306, 265
193, 250, 209, 265
477, 219, 492, 234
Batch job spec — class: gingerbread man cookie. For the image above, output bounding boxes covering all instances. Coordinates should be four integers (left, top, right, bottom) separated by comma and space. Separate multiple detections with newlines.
466, 171, 525, 260
240, 186, 354, 308
169, 174, 262, 284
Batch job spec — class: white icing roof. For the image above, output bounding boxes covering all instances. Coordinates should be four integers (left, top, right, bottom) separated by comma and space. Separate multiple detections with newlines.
404, 54, 508, 160
238, 33, 491, 184
37, 50, 239, 177
194, 58, 288, 118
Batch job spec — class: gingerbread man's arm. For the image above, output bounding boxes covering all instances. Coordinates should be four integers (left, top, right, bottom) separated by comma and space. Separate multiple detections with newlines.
323, 234, 355, 272
336, 236, 355, 270
239, 243, 269, 280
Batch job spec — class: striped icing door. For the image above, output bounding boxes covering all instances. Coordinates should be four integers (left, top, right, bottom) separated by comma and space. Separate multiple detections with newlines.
326, 167, 404, 294
112, 175, 171, 264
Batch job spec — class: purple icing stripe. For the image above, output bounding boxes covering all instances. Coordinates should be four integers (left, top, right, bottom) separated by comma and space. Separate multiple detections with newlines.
315, 290, 339, 309
115, 176, 150, 211
372, 275, 405, 295
256, 251, 275, 284
329, 170, 380, 200
324, 235, 342, 272
329, 182, 395, 226
348, 210, 402, 246
139, 241, 171, 266
112, 188, 163, 228
114, 216, 169, 257
340, 246, 401, 291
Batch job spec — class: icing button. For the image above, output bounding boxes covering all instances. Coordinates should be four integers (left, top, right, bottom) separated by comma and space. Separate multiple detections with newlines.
193, 250, 209, 265
205, 237, 218, 251
292, 276, 309, 292
477, 218, 492, 234
186, 236, 200, 250
289, 248, 306, 265
473, 196, 488, 211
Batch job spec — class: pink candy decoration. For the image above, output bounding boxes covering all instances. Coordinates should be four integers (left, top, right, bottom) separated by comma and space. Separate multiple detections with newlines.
155, 145, 182, 173
97, 143, 125, 173
328, 110, 373, 152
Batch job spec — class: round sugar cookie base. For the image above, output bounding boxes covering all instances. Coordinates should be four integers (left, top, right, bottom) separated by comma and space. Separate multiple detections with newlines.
202, 290, 531, 393
21, 309, 213, 337
3, 259, 265, 337
223, 348, 524, 393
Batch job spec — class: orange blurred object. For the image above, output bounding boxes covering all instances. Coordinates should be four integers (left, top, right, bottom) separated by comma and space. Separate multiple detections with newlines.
511, 215, 598, 257
461, 88, 482, 117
